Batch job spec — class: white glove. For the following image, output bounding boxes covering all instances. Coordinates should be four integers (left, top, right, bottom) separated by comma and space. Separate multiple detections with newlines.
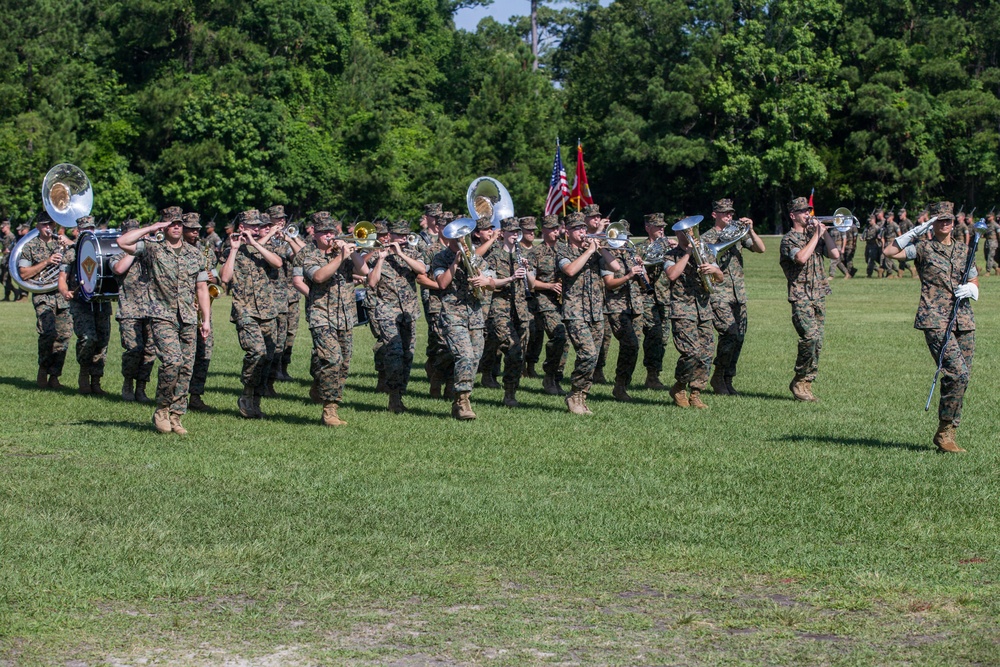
894, 220, 934, 248
954, 283, 979, 301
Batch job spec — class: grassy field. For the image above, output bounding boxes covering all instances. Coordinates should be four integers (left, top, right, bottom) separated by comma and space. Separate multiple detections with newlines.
2, 240, 999, 665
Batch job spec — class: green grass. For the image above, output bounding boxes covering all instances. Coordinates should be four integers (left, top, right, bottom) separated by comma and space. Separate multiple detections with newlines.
2, 240, 999, 665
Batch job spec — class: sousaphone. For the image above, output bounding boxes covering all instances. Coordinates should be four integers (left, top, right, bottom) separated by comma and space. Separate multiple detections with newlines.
466, 177, 514, 230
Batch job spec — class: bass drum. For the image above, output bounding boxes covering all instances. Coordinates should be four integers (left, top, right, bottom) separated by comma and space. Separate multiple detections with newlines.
76, 230, 121, 301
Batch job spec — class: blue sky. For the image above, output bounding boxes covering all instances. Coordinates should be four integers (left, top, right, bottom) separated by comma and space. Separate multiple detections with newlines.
453, 0, 611, 33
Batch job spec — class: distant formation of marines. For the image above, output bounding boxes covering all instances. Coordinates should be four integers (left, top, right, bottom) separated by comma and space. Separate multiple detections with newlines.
8, 196, 987, 453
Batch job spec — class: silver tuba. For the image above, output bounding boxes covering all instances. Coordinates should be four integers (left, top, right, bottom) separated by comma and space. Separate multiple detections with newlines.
8, 163, 93, 294
466, 177, 514, 229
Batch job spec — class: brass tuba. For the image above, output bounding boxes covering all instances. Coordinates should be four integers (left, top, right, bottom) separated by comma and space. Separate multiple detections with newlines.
466, 177, 514, 229
8, 164, 93, 294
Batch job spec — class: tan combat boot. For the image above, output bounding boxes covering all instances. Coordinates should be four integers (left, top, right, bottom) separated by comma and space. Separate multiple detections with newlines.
802, 381, 819, 402
669, 382, 690, 408
388, 390, 407, 414
134, 381, 151, 403
612, 382, 633, 402
910, 266, 918, 279
645, 371, 666, 390
565, 390, 589, 415
169, 413, 188, 436
322, 401, 347, 426
789, 376, 816, 402
122, 378, 135, 402
502, 383, 520, 407
934, 420, 965, 453
710, 373, 730, 395
688, 390, 708, 409
188, 394, 208, 411
152, 408, 172, 434
453, 392, 477, 420
78, 368, 92, 395
90, 376, 106, 396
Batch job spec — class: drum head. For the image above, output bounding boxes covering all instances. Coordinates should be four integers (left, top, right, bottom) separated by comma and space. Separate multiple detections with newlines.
77, 231, 102, 298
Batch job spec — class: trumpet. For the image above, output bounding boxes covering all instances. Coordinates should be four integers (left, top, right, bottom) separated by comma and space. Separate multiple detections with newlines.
154, 231, 165, 242
280, 223, 299, 239
809, 207, 856, 233
585, 222, 628, 249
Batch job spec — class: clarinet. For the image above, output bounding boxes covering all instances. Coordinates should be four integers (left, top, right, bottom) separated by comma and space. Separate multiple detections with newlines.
512, 242, 532, 300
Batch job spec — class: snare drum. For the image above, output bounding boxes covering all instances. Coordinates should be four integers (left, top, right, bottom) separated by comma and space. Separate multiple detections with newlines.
76, 230, 121, 301
355, 287, 369, 327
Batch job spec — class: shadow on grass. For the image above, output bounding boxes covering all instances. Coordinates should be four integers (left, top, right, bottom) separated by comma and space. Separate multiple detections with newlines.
775, 433, 928, 452
74, 419, 159, 433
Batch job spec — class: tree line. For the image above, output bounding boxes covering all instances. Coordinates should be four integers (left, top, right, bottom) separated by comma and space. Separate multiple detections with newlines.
1, 0, 997, 233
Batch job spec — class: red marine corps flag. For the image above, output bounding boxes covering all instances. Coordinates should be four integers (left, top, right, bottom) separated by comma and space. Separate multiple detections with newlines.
568, 140, 593, 212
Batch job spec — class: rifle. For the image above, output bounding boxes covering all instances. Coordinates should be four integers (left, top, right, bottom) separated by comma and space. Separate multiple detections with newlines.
925, 219, 986, 411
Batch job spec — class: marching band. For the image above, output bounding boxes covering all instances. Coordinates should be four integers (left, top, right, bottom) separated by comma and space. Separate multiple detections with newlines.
5, 166, 987, 453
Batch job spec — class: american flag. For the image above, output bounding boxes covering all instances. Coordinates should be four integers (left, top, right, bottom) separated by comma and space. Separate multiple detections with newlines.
544, 140, 570, 216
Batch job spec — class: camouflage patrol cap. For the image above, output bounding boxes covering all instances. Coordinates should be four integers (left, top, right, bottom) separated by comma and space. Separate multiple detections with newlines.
388, 219, 411, 235
987, 212, 996, 220
238, 209, 263, 226
121, 218, 140, 232
500, 217, 519, 232
518, 216, 537, 231
441, 211, 455, 223
76, 216, 96, 230
565, 212, 587, 229
310, 211, 331, 226
475, 216, 493, 231
643, 212, 666, 227
313, 217, 338, 234
897, 207, 907, 215
424, 203, 443, 218
37, 210, 55, 225
160, 206, 183, 222
541, 214, 561, 229
582, 204, 601, 217
267, 205, 286, 221
713, 198, 735, 213
788, 197, 811, 213
260, 213, 272, 225
928, 201, 955, 221
182, 212, 201, 229
17, 222, 29, 232
374, 221, 389, 235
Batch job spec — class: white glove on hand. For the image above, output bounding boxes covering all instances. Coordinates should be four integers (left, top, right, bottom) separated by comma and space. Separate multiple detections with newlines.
954, 283, 979, 301
894, 220, 934, 248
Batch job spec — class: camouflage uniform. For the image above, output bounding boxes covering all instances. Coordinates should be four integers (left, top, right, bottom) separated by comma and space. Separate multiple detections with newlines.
432, 246, 486, 393
298, 242, 357, 404
779, 230, 832, 383
881, 218, 901, 275
61, 243, 113, 380
265, 234, 295, 387
863, 221, 882, 277
485, 240, 532, 390
421, 234, 451, 383
701, 226, 755, 382
366, 229, 426, 394
133, 237, 209, 414
904, 233, 976, 427
598, 247, 643, 388
825, 227, 849, 277
897, 214, 914, 274
664, 246, 714, 391
20, 232, 72, 378
224, 226, 283, 399
842, 225, 858, 277
110, 247, 156, 384
557, 239, 605, 394
189, 237, 218, 396
983, 217, 999, 274
527, 239, 568, 382
634, 229, 672, 378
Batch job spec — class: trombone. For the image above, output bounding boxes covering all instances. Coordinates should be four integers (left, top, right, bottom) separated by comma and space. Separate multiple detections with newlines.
584, 222, 628, 249
809, 207, 856, 233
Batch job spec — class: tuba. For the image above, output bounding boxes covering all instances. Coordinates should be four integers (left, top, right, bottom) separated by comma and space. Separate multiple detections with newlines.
466, 177, 514, 229
8, 164, 93, 294
441, 217, 483, 300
